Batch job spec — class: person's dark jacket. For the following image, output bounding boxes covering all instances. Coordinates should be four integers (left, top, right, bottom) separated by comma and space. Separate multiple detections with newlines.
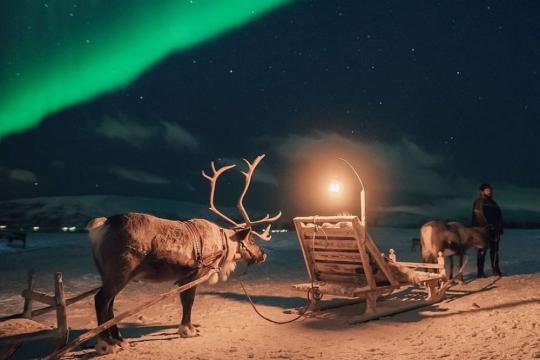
471, 196, 504, 234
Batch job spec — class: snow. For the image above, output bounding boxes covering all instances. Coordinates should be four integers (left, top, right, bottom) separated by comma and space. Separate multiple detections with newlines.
1, 227, 539, 302
1, 226, 540, 359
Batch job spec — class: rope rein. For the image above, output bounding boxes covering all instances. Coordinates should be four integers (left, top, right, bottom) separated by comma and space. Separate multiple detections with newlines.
236, 217, 325, 325
238, 277, 309, 324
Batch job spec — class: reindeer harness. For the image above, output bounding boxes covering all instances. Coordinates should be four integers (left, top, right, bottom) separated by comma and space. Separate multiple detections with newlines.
183, 220, 229, 270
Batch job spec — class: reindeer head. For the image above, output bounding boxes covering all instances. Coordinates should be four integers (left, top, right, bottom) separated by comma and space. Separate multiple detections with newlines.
202, 154, 281, 265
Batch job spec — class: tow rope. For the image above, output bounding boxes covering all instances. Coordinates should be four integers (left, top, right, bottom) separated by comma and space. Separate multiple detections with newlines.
237, 222, 323, 325
238, 274, 310, 325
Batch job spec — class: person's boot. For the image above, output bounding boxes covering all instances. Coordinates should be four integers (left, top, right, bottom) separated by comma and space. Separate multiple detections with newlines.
490, 250, 503, 277
477, 249, 486, 278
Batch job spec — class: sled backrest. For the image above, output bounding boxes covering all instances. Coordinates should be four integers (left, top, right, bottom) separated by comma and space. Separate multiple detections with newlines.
294, 215, 398, 287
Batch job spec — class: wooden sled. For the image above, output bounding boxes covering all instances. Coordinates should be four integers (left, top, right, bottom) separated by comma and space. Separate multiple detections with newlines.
293, 215, 449, 323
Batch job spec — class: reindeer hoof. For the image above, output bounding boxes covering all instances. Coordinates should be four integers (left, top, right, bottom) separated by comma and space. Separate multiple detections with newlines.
95, 337, 120, 355
178, 324, 200, 338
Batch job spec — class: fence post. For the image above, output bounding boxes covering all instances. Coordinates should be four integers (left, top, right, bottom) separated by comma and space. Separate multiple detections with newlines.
22, 269, 35, 319
53, 272, 69, 349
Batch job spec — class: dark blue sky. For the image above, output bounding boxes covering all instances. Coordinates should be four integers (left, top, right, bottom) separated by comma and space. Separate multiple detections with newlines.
1, 1, 539, 221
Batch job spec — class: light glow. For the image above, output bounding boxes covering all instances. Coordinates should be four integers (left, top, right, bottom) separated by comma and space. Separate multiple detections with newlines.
329, 181, 342, 194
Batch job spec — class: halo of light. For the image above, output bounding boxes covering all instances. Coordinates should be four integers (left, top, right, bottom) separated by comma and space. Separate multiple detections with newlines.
329, 181, 341, 193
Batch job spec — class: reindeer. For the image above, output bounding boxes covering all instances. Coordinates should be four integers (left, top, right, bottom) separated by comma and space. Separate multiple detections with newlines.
420, 220, 490, 281
86, 155, 281, 355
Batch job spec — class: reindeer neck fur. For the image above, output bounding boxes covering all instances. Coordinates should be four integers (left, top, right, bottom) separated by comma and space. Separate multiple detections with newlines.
211, 228, 242, 284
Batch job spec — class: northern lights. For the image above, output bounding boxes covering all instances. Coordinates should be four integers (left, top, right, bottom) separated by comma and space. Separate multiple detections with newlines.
0, 0, 290, 137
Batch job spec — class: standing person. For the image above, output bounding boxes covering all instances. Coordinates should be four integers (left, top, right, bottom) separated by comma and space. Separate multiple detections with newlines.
471, 183, 504, 277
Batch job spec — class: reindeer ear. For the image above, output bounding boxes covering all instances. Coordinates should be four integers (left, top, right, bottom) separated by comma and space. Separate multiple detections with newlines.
231, 228, 251, 242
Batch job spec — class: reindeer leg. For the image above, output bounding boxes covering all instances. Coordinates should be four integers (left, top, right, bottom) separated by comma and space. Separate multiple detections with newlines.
449, 256, 454, 279
94, 277, 130, 355
477, 249, 486, 278
108, 297, 129, 349
458, 254, 464, 283
94, 287, 118, 354
178, 286, 199, 338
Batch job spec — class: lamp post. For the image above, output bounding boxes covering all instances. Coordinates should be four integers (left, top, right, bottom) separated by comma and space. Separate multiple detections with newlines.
338, 158, 366, 232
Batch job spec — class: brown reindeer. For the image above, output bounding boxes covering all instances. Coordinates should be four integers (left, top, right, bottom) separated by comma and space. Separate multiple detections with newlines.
86, 155, 281, 355
420, 220, 489, 280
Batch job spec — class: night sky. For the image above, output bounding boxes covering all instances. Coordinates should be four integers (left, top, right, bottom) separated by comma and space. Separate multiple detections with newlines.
1, 1, 539, 224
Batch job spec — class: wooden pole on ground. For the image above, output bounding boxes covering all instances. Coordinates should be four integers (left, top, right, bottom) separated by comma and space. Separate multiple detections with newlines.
44, 269, 217, 360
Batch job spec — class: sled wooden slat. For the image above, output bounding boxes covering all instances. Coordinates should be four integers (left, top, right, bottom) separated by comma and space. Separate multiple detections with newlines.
302, 238, 360, 250
311, 252, 362, 262
314, 262, 364, 275
393, 261, 446, 269
316, 273, 367, 284
301, 228, 357, 238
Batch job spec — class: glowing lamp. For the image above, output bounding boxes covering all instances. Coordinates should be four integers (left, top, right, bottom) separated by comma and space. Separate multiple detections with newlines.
329, 181, 342, 193
338, 158, 366, 228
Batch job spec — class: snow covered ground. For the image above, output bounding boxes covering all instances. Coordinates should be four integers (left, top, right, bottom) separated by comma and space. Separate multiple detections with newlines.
1, 227, 539, 315
1, 227, 540, 359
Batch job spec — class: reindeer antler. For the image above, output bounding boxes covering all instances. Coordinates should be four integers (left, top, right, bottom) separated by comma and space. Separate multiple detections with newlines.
237, 155, 282, 240
252, 224, 273, 241
202, 161, 240, 227
202, 155, 281, 238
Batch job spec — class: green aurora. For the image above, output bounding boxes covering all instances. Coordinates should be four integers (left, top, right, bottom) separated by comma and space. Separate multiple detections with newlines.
0, 0, 290, 138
